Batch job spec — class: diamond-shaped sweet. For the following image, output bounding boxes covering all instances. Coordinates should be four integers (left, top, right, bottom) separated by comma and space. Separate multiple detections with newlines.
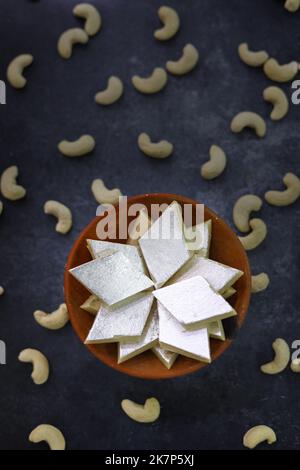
87, 239, 146, 273
152, 344, 178, 369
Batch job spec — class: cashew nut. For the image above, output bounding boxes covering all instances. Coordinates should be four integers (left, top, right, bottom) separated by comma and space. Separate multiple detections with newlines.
95, 76, 124, 105
263, 58, 298, 82
261, 338, 290, 374
91, 178, 122, 205
44, 201, 72, 234
230, 112, 266, 138
58, 134, 95, 157
7, 54, 33, 89
238, 218, 267, 250
34, 303, 69, 330
166, 43, 199, 75
265, 172, 300, 206
0, 200, 3, 215
73, 3, 102, 36
233, 194, 263, 232
18, 348, 49, 385
138, 133, 173, 159
57, 28, 88, 59
291, 358, 300, 372
0, 165, 26, 201
0, 286, 4, 296
29, 424, 65, 450
132, 67, 167, 94
243, 425, 276, 449
251, 273, 270, 293
238, 43, 269, 67
285, 0, 300, 12
121, 398, 160, 423
80, 294, 101, 315
263, 86, 289, 120
201, 145, 226, 180
154, 6, 180, 41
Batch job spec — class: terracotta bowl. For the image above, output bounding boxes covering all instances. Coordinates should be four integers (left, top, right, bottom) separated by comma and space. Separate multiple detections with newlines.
64, 193, 251, 380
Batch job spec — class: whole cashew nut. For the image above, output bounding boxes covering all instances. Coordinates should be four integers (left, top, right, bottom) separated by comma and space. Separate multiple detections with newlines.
238, 43, 269, 67
285, 0, 300, 12
291, 358, 300, 372
29, 424, 65, 450
95, 76, 124, 105
233, 194, 263, 232
201, 145, 227, 180
121, 398, 160, 423
251, 273, 270, 293
263, 58, 298, 82
243, 425, 276, 449
18, 348, 49, 385
80, 294, 101, 315
230, 112, 266, 138
44, 201, 72, 234
238, 218, 267, 250
7, 54, 33, 89
265, 172, 300, 206
91, 178, 122, 204
57, 28, 88, 59
138, 133, 173, 159
154, 6, 180, 41
73, 3, 102, 36
263, 86, 289, 120
34, 303, 69, 330
166, 44, 199, 75
0, 286, 4, 296
0, 165, 26, 201
261, 338, 290, 374
58, 135, 95, 157
132, 67, 167, 94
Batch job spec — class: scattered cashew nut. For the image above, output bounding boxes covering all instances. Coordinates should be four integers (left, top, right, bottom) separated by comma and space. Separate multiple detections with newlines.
201, 145, 226, 180
243, 425, 276, 449
138, 133, 173, 159
34, 303, 69, 330
251, 273, 270, 293
57, 28, 88, 59
263, 58, 298, 82
44, 201, 72, 234
29, 424, 65, 450
238, 218, 267, 250
291, 358, 300, 372
238, 43, 269, 67
18, 348, 49, 385
265, 173, 300, 206
0, 200, 3, 215
80, 295, 101, 315
0, 286, 4, 296
7, 54, 33, 89
166, 43, 199, 75
95, 76, 124, 105
263, 86, 289, 120
261, 338, 290, 374
285, 0, 300, 12
132, 67, 167, 94
73, 3, 102, 36
233, 194, 263, 232
58, 135, 95, 157
91, 179, 122, 205
121, 398, 160, 423
0, 165, 26, 201
154, 6, 180, 41
230, 112, 266, 138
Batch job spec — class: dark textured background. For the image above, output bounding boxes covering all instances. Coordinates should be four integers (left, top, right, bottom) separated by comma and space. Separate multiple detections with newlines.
0, 0, 300, 450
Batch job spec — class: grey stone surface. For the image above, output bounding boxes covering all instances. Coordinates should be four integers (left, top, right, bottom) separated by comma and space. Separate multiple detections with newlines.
0, 0, 299, 450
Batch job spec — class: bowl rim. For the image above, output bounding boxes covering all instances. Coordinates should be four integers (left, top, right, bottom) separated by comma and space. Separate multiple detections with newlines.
64, 193, 251, 380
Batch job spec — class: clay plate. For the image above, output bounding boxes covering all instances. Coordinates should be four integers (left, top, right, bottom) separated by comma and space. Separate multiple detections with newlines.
64, 193, 251, 379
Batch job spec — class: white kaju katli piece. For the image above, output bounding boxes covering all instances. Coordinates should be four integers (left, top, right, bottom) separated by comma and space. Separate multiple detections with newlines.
69, 251, 153, 306
85, 291, 154, 344
139, 201, 191, 288
127, 209, 152, 246
152, 344, 178, 369
158, 302, 211, 362
184, 220, 212, 257
208, 321, 225, 341
87, 239, 145, 273
170, 256, 243, 294
118, 304, 159, 363
154, 275, 236, 327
